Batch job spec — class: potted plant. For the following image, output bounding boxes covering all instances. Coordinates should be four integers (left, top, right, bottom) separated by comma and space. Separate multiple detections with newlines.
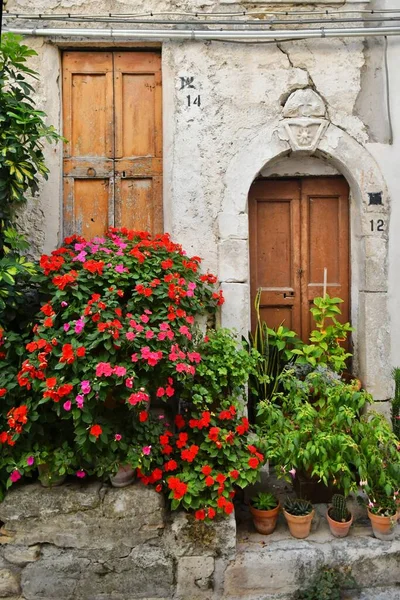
326, 494, 353, 537
249, 491, 280, 534
283, 497, 314, 539
366, 491, 399, 540
35, 443, 76, 487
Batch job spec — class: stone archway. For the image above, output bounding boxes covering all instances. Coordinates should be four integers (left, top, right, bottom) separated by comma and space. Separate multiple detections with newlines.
218, 89, 391, 401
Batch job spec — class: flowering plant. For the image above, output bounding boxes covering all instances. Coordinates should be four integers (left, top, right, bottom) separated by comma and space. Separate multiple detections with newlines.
0, 228, 226, 493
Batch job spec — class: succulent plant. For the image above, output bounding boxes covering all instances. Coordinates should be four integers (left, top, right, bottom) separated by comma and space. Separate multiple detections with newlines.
330, 494, 350, 522
251, 492, 279, 511
284, 497, 313, 516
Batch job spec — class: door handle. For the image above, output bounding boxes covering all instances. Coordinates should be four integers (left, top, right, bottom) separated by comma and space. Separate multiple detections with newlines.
283, 292, 295, 298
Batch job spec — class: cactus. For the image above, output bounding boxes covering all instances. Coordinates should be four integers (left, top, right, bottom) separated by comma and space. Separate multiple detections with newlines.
284, 497, 313, 516
330, 494, 349, 522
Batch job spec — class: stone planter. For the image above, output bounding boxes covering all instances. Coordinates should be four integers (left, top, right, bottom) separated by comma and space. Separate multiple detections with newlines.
367, 508, 399, 540
326, 507, 353, 538
37, 464, 66, 488
283, 508, 315, 539
109, 464, 135, 488
250, 502, 280, 535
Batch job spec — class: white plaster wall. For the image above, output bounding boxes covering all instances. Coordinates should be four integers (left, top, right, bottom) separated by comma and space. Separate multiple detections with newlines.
4, 0, 397, 398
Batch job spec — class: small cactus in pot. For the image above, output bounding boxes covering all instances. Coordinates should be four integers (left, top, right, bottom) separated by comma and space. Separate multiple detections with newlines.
327, 494, 353, 537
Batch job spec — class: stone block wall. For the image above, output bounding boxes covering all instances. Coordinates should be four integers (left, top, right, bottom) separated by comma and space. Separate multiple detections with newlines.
0, 481, 236, 600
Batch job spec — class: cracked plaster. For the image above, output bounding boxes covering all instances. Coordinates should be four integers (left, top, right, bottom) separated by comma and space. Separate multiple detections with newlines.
4, 0, 396, 398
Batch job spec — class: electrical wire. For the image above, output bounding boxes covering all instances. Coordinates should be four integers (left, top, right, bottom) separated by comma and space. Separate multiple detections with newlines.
4, 15, 400, 27
5, 9, 400, 19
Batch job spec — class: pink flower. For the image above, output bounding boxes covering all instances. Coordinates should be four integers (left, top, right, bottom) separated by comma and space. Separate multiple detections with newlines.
81, 380, 91, 395
125, 377, 134, 389
63, 400, 72, 411
289, 468, 296, 478
160, 322, 170, 331
187, 352, 201, 364
126, 332, 136, 341
142, 445, 152, 456
368, 501, 374, 508
127, 391, 150, 405
115, 434, 122, 441
74, 317, 85, 334
10, 470, 21, 483
115, 264, 127, 273
26, 456, 35, 466
76, 470, 86, 478
61, 301, 68, 308
145, 330, 154, 340
96, 362, 113, 377
113, 366, 127, 377
76, 394, 84, 409
156, 387, 165, 397
63, 323, 70, 332
140, 314, 149, 323
131, 353, 138, 363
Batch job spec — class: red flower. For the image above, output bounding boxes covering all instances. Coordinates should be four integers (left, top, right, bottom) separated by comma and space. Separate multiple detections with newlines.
181, 445, 199, 463
167, 477, 188, 500
174, 414, 185, 429
155, 484, 162, 493
195, 509, 206, 521
52, 270, 78, 290
208, 427, 220, 442
0, 389, 6, 397
201, 465, 212, 476
43, 317, 54, 328
236, 417, 250, 435
230, 470, 239, 480
83, 260, 104, 275
139, 411, 148, 423
248, 457, 259, 469
164, 460, 178, 472
215, 473, 226, 484
208, 507, 216, 519
176, 432, 188, 449
224, 501, 234, 515
205, 476, 214, 487
90, 424, 103, 439
151, 468, 163, 482
76, 346, 86, 357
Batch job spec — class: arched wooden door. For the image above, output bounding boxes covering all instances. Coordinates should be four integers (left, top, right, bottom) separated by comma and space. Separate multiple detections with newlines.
249, 177, 350, 342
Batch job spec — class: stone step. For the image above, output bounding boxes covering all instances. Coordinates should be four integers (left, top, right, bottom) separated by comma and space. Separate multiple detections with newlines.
223, 504, 400, 600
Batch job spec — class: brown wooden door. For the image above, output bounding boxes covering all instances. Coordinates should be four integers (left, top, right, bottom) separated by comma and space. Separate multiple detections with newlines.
249, 177, 350, 341
62, 51, 162, 239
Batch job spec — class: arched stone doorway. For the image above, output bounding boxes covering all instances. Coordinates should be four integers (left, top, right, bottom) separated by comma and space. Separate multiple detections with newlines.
218, 89, 391, 401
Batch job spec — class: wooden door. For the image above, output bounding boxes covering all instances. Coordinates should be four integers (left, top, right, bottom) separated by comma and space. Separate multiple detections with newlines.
62, 51, 162, 239
249, 177, 350, 341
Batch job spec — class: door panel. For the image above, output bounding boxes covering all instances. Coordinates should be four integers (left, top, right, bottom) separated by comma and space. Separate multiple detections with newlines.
249, 177, 350, 342
62, 51, 162, 238
249, 180, 302, 334
301, 178, 350, 341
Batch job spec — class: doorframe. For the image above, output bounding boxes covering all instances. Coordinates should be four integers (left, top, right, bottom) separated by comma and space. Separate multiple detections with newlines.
218, 122, 391, 401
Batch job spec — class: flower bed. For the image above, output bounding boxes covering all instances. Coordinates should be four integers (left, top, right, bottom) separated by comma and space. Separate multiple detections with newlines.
0, 228, 263, 518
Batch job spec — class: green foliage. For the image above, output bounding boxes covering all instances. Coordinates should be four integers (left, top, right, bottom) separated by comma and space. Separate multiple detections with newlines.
251, 491, 278, 511
283, 497, 313, 516
291, 295, 352, 373
183, 328, 258, 408
295, 566, 358, 600
330, 494, 349, 523
0, 33, 61, 330
392, 367, 400, 438
246, 289, 301, 419
0, 33, 62, 223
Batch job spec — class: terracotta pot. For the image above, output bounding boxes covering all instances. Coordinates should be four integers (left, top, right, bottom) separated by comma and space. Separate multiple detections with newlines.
37, 464, 66, 488
250, 502, 280, 535
367, 508, 398, 540
109, 464, 135, 488
326, 507, 353, 538
283, 508, 315, 539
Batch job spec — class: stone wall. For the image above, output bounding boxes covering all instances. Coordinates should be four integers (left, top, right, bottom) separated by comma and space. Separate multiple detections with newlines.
0, 481, 236, 600
0, 482, 399, 600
